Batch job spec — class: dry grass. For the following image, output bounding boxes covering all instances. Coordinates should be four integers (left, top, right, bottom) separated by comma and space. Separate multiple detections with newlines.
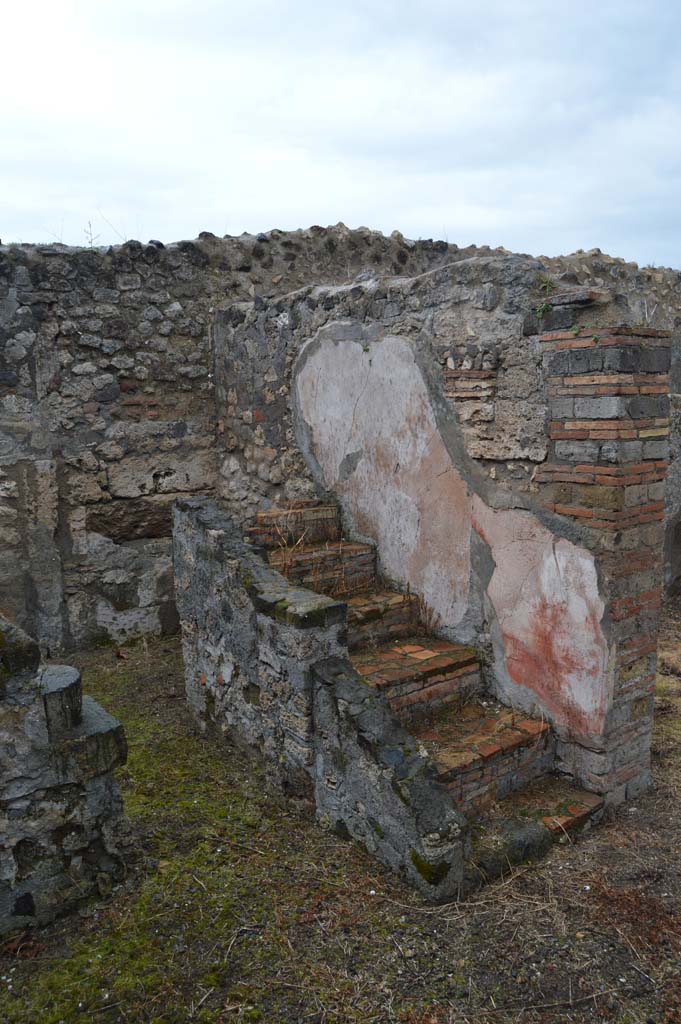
3, 602, 681, 1021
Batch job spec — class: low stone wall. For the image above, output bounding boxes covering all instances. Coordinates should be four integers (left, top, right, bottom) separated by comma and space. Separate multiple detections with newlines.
0, 615, 127, 935
172, 498, 469, 899
0, 228, 467, 650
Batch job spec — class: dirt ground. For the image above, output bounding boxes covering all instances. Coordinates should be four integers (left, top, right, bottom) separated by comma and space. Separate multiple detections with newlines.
2, 605, 681, 1024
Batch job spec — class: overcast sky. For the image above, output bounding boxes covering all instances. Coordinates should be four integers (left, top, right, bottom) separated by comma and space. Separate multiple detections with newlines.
2, 1, 680, 266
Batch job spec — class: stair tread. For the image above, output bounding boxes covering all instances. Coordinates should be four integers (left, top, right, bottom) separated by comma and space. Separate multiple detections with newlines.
346, 588, 416, 622
492, 774, 604, 833
268, 540, 374, 562
464, 775, 604, 892
413, 699, 550, 774
255, 502, 337, 521
351, 635, 480, 687
346, 588, 413, 610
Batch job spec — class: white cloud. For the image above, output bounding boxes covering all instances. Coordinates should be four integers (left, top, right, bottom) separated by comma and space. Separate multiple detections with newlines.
1, 0, 679, 266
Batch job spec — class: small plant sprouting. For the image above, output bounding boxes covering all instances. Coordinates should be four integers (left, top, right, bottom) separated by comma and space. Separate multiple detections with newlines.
535, 273, 556, 296
570, 325, 581, 337
84, 220, 101, 248
535, 301, 552, 320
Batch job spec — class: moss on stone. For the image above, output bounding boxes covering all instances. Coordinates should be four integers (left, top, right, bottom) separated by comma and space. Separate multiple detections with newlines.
368, 817, 385, 839
298, 602, 333, 627
409, 849, 451, 886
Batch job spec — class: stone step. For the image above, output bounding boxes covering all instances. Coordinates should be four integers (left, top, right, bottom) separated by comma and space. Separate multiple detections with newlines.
464, 776, 605, 892
351, 636, 483, 723
267, 540, 376, 598
41, 665, 83, 741
53, 696, 127, 783
413, 700, 556, 817
499, 773, 605, 835
346, 589, 421, 651
248, 503, 341, 549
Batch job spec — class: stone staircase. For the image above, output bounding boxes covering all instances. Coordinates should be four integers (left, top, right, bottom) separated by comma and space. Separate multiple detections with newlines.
248, 502, 604, 864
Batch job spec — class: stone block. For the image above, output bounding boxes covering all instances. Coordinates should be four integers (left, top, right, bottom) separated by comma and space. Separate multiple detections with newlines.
53, 696, 128, 782
41, 665, 82, 742
554, 440, 600, 462
569, 348, 603, 374
640, 348, 671, 373
574, 396, 627, 420
578, 484, 623, 511
643, 439, 669, 460
0, 614, 126, 936
107, 451, 216, 499
549, 397, 574, 419
86, 495, 176, 542
627, 395, 669, 420
602, 347, 640, 373
599, 440, 643, 463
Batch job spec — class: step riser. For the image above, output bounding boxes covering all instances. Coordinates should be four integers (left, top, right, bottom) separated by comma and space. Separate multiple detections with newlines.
348, 598, 420, 651
444, 732, 557, 816
249, 505, 340, 549
269, 549, 376, 597
388, 668, 483, 723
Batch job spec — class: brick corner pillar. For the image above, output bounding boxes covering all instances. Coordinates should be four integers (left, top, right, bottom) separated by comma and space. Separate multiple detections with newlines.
536, 324, 671, 804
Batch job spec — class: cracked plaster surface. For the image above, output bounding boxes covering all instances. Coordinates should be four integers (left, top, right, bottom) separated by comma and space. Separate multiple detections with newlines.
294, 332, 610, 740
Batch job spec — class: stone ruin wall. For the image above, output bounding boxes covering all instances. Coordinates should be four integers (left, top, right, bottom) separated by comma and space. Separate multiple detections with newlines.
0, 227, 476, 651
2, 226, 680, 909
214, 262, 671, 802
2, 227, 681, 657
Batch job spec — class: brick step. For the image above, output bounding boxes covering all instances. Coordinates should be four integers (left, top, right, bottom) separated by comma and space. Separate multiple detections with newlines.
41, 666, 83, 742
267, 540, 376, 598
350, 636, 483, 723
464, 776, 605, 892
499, 774, 605, 835
346, 589, 421, 651
413, 700, 555, 817
248, 503, 341, 549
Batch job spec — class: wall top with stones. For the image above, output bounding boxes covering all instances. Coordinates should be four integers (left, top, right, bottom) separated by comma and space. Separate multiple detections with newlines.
2, 223, 681, 651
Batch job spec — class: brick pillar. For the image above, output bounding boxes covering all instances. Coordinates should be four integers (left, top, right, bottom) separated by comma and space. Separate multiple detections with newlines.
536, 325, 671, 802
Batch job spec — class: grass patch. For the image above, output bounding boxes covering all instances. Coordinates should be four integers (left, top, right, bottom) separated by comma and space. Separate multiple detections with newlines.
2, 632, 681, 1022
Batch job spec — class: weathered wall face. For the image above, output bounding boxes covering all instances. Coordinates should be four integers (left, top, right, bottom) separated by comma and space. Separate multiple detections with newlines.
290, 312, 610, 755
216, 263, 671, 800
470, 500, 609, 739
172, 497, 348, 790
537, 252, 681, 591
172, 497, 470, 901
1, 227, 470, 650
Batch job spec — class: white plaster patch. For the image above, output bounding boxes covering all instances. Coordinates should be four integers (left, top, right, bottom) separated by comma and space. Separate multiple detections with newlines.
294, 333, 471, 626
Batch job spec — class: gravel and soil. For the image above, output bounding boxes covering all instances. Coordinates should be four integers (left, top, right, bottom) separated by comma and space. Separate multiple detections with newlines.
2, 605, 681, 1024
